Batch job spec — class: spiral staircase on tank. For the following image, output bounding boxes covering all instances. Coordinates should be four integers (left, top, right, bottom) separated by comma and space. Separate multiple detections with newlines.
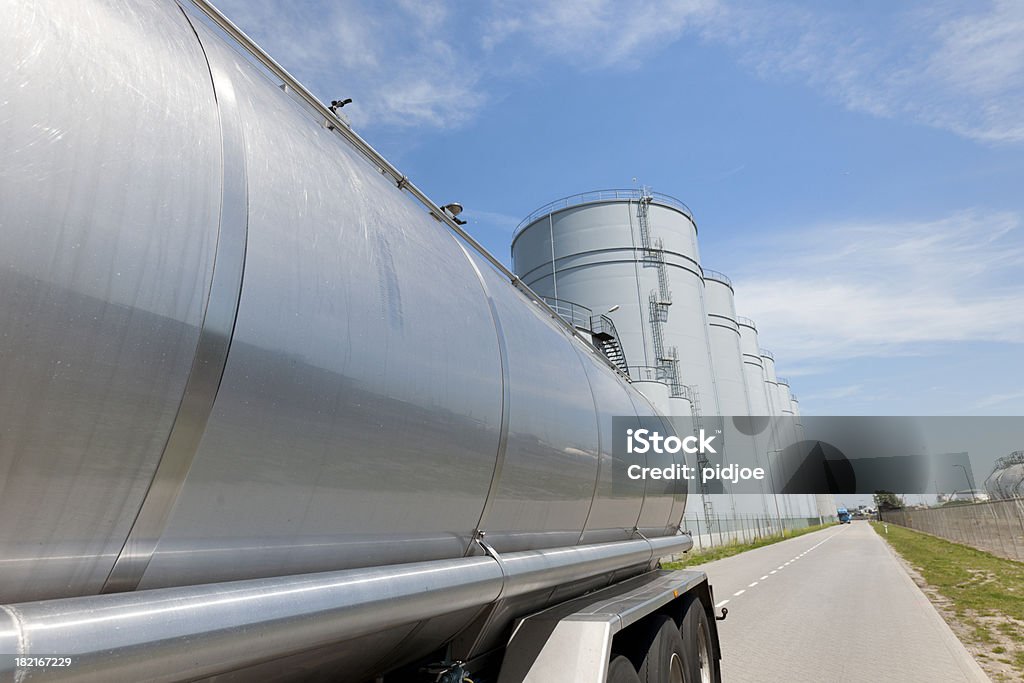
540, 297, 629, 374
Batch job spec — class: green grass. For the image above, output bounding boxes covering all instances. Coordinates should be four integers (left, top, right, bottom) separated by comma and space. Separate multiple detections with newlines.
870, 521, 1024, 679
661, 522, 837, 569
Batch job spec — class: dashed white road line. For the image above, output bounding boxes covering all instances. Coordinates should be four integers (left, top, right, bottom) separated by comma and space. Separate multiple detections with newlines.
719, 526, 848, 606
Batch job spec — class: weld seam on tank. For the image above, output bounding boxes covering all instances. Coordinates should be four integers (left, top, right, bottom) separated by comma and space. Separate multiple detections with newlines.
572, 343, 611, 545
0, 537, 691, 682
515, 249, 703, 285
0, 604, 23, 661
450, 239, 513, 552
101, 8, 250, 595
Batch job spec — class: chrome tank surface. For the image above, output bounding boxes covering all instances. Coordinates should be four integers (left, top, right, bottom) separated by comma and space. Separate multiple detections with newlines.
0, 0, 222, 602
0, 0, 684, 620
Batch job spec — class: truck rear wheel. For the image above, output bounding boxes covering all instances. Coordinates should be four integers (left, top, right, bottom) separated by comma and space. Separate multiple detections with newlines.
679, 595, 716, 683
634, 615, 686, 683
607, 655, 641, 683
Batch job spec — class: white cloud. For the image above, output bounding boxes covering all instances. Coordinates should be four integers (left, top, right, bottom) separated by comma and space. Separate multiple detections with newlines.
703, 1, 1024, 144
970, 390, 1024, 410
482, 0, 717, 69
205, 1, 1024, 143
211, 0, 484, 129
732, 210, 1024, 363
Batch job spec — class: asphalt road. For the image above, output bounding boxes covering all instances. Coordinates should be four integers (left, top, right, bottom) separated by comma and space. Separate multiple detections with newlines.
693, 521, 990, 682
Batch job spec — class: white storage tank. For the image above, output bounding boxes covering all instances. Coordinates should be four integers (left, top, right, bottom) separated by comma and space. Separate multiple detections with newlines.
704, 271, 768, 517
512, 190, 721, 417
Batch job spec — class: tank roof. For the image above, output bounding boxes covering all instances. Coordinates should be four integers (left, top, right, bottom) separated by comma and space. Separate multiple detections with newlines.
703, 269, 733, 288
514, 189, 694, 241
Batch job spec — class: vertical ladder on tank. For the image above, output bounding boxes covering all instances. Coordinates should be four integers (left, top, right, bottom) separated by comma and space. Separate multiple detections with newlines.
637, 192, 672, 304
648, 238, 672, 306
640, 191, 679, 395
637, 189, 653, 250
689, 386, 716, 531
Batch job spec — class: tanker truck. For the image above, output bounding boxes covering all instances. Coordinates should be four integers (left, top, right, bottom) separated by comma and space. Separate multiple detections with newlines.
0, 1, 723, 680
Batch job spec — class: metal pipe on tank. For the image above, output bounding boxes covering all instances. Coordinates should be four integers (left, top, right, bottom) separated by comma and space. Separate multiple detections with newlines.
0, 535, 691, 682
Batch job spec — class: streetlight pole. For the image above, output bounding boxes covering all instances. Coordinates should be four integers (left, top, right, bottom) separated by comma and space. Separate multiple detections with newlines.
953, 464, 975, 502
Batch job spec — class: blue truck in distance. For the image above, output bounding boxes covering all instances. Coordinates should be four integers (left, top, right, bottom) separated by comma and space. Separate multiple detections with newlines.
837, 507, 852, 524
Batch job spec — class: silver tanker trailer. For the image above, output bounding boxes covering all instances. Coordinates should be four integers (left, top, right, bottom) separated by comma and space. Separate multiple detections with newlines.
0, 1, 722, 681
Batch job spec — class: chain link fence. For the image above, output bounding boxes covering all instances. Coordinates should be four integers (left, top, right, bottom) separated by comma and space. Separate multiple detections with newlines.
667, 514, 826, 560
879, 498, 1024, 562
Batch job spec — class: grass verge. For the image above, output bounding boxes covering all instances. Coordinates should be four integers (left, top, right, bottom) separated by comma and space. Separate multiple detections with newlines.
661, 522, 837, 569
870, 520, 1024, 681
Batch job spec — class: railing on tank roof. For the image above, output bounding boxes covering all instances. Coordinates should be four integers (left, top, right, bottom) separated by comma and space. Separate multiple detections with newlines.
760, 349, 774, 360
540, 297, 593, 331
703, 269, 733, 287
628, 366, 666, 384
626, 366, 693, 401
185, 0, 630, 380
993, 451, 1024, 468
777, 377, 790, 387
736, 316, 757, 329
514, 189, 694, 238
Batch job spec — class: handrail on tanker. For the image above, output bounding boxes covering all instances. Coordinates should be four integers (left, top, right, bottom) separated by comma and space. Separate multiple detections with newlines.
185, 0, 626, 378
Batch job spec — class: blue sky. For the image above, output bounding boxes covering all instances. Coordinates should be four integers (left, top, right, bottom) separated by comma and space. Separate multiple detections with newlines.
217, 0, 1024, 417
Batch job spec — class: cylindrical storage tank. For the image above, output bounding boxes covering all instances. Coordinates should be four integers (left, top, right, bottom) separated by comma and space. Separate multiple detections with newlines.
704, 272, 750, 416
985, 452, 1024, 499
760, 349, 783, 416
512, 191, 720, 415
670, 395, 694, 418
737, 319, 787, 522
774, 376, 814, 517
704, 272, 766, 516
757, 348, 804, 518
787, 392, 823, 520
631, 377, 673, 417
0, 7, 687, 678
666, 394, 696, 459
778, 378, 796, 416
738, 319, 772, 416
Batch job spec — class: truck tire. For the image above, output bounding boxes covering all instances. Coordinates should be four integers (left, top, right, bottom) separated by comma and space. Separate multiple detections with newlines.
636, 615, 686, 683
608, 655, 641, 683
679, 595, 717, 683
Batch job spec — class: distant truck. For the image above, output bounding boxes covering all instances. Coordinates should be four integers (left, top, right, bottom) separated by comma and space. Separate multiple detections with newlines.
837, 507, 852, 523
